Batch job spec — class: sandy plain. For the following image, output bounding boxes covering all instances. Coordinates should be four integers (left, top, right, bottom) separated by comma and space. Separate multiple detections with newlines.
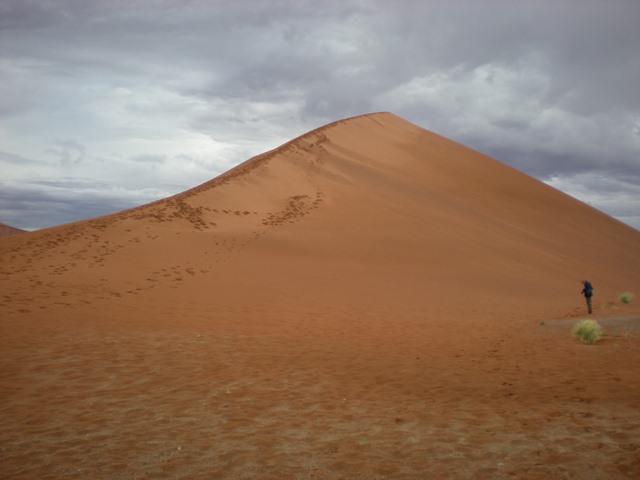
1, 113, 639, 479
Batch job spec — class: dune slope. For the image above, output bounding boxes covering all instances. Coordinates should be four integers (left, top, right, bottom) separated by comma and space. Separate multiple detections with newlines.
0, 222, 25, 238
2, 112, 638, 317
1, 112, 639, 479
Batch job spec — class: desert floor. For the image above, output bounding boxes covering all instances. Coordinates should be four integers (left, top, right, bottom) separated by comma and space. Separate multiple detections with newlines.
2, 303, 639, 479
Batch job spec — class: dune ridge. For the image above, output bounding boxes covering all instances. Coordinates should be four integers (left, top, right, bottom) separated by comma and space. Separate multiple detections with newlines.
0, 221, 25, 237
1, 112, 639, 479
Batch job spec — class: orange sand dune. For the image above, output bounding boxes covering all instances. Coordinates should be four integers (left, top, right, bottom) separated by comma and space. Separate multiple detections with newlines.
0, 222, 25, 238
1, 112, 639, 479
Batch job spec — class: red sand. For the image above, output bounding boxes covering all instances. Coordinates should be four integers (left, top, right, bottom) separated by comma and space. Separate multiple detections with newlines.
0, 222, 25, 238
1, 112, 639, 479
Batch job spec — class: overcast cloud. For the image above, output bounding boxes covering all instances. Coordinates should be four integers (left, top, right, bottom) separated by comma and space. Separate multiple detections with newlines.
1, 0, 639, 230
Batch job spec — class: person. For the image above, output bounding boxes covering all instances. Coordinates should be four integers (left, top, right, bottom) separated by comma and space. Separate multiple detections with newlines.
581, 279, 594, 314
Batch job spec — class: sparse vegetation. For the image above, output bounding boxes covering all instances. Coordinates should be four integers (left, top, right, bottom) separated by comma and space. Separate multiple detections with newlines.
618, 292, 634, 304
572, 319, 603, 345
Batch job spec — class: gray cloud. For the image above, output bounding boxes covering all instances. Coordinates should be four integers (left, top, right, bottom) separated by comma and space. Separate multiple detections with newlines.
45, 140, 88, 165
0, 181, 157, 231
1, 0, 639, 230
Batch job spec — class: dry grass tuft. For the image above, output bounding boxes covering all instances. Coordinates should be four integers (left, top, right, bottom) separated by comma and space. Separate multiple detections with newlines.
572, 319, 603, 345
618, 292, 634, 304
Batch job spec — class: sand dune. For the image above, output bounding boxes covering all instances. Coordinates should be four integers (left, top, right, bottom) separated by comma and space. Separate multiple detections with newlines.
1, 112, 639, 479
0, 222, 25, 238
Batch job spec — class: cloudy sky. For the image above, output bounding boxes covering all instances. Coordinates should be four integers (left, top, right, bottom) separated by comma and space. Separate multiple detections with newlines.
1, 0, 639, 231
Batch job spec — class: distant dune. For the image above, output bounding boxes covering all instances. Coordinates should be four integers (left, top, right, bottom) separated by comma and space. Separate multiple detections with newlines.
1, 112, 639, 479
0, 221, 25, 237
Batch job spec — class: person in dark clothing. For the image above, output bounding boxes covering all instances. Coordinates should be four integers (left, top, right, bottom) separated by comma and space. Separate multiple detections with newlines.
581, 279, 594, 314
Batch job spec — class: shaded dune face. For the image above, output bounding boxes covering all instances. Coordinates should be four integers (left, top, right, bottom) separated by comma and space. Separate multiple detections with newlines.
1, 112, 638, 319
0, 222, 25, 238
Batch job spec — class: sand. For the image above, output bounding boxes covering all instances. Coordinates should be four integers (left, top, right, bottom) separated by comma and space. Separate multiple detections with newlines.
0, 222, 25, 238
1, 112, 640, 479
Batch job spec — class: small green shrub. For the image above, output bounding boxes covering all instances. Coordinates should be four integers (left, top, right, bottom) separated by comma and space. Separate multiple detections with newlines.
618, 292, 634, 304
572, 319, 603, 345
